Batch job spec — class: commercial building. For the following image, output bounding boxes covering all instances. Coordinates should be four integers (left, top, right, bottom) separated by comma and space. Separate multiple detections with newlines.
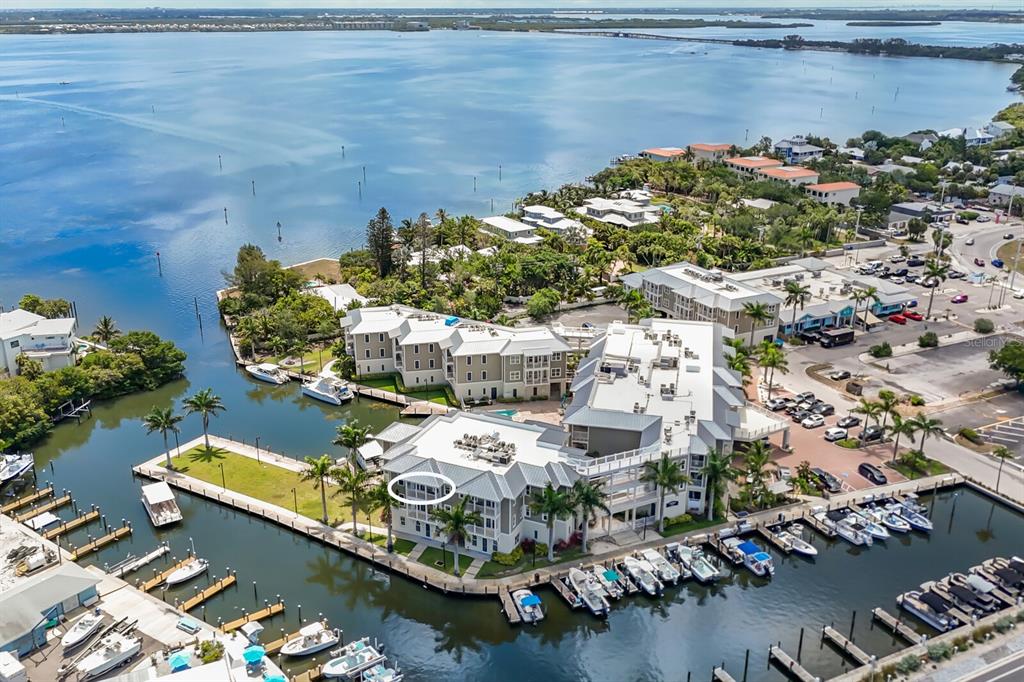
755, 166, 820, 187
639, 147, 686, 162
0, 562, 100, 656
773, 136, 825, 164
687, 143, 732, 162
573, 196, 663, 229
724, 156, 783, 178
0, 309, 78, 376
890, 202, 954, 223
342, 305, 571, 403
804, 181, 861, 206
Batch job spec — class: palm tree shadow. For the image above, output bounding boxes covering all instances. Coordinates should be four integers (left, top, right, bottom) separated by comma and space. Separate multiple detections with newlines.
189, 446, 228, 464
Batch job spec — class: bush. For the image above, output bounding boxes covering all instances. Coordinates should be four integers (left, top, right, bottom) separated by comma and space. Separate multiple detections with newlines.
198, 640, 225, 664
995, 616, 1015, 633
491, 546, 524, 566
918, 331, 939, 348
927, 641, 953, 661
975, 318, 995, 334
959, 427, 984, 445
533, 542, 548, 557
896, 654, 922, 674
959, 210, 980, 220
665, 513, 693, 527
869, 342, 893, 358
836, 438, 861, 449
973, 624, 995, 643
909, 394, 926, 406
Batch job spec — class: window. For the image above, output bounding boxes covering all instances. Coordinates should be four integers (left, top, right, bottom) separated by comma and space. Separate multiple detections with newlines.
429, 359, 435, 369
379, 348, 385, 358
466, 356, 472, 366
379, 333, 384, 342
481, 371, 487, 380
413, 344, 419, 353
364, 349, 370, 359
481, 355, 487, 364
553, 352, 562, 361
364, 334, 369, 343
414, 360, 420, 369
466, 372, 472, 382
415, 521, 421, 532
552, 368, 562, 378
510, 355, 521, 365
688, 491, 702, 500
509, 371, 521, 381
399, 516, 405, 526
485, 518, 494, 529
524, 506, 531, 518
429, 343, 434, 352
471, 535, 477, 546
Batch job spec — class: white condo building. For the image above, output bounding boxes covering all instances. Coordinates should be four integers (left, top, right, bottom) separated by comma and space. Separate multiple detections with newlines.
0, 309, 78, 376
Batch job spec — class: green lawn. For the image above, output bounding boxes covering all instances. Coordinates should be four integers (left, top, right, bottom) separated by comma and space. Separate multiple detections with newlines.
416, 546, 473, 576
476, 546, 587, 579
163, 446, 352, 525
358, 374, 452, 406
889, 457, 952, 480
269, 346, 327, 374
363, 534, 415, 555
658, 516, 720, 538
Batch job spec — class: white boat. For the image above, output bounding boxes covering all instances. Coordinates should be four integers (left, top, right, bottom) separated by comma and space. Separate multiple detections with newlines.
622, 556, 661, 596
775, 531, 818, 557
887, 503, 933, 532
724, 538, 775, 578
280, 621, 340, 657
245, 363, 290, 385
846, 511, 889, 540
165, 557, 208, 586
76, 632, 142, 679
61, 611, 104, 650
322, 638, 386, 678
140, 481, 182, 527
512, 589, 544, 624
897, 590, 955, 632
832, 513, 873, 546
568, 567, 609, 617
641, 548, 681, 585
302, 376, 353, 405
362, 662, 404, 682
25, 511, 62, 531
0, 453, 33, 484
591, 565, 624, 599
673, 544, 720, 583
865, 507, 911, 533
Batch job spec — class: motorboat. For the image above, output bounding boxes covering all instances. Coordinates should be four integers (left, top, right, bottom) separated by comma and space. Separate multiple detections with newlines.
897, 590, 955, 632
302, 376, 353, 405
888, 502, 933, 532
846, 511, 890, 540
0, 453, 33, 484
725, 538, 775, 578
673, 544, 720, 583
322, 638, 387, 678
622, 556, 661, 596
140, 481, 182, 527
864, 507, 911, 533
775, 530, 818, 557
362, 662, 404, 682
970, 564, 1017, 597
987, 565, 1024, 592
25, 511, 62, 532
640, 548, 680, 585
636, 556, 668, 589
165, 557, 208, 586
568, 567, 609, 617
955, 572, 1005, 610
900, 492, 929, 514
61, 611, 104, 650
591, 566, 624, 599
512, 589, 544, 624
245, 363, 290, 385
76, 632, 142, 679
281, 621, 341, 657
832, 514, 873, 546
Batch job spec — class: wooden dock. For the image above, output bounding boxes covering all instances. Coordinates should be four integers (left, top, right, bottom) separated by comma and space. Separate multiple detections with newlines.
291, 666, 323, 682
43, 509, 100, 539
757, 526, 792, 554
822, 625, 872, 666
871, 607, 921, 643
803, 513, 837, 538
220, 599, 285, 633
68, 524, 132, 561
14, 494, 71, 522
180, 573, 238, 612
140, 556, 195, 592
1, 486, 53, 513
768, 645, 817, 682
499, 588, 522, 625
712, 667, 736, 682
708, 537, 742, 565
551, 577, 581, 609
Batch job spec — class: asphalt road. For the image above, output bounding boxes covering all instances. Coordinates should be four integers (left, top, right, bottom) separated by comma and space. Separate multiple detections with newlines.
954, 649, 1024, 682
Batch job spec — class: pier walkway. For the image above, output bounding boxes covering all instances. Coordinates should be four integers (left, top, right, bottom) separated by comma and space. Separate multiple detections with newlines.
821, 626, 872, 666
1, 486, 53, 513
871, 608, 922, 644
768, 645, 818, 682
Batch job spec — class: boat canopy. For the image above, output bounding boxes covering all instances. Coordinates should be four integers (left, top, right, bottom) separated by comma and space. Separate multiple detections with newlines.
948, 584, 978, 603
256, 363, 280, 371
752, 552, 772, 562
919, 591, 950, 612
141, 482, 176, 505
299, 622, 325, 637
994, 568, 1024, 586
736, 541, 760, 556
967, 574, 995, 593
603, 569, 621, 582
519, 594, 542, 607
444, 316, 460, 327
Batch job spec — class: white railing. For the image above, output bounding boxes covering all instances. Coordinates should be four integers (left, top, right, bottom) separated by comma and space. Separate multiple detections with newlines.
566, 444, 689, 477
551, 324, 603, 340
734, 404, 789, 441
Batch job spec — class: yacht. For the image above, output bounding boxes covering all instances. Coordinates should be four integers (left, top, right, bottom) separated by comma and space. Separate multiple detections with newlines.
622, 556, 661, 596
61, 611, 104, 650
833, 515, 873, 546
140, 481, 182, 527
77, 632, 142, 679
512, 589, 544, 624
568, 567, 610, 617
865, 507, 911, 533
281, 622, 341, 657
245, 363, 290, 385
774, 530, 818, 557
0, 453, 33, 484
897, 590, 956, 632
887, 503, 933, 532
591, 566, 624, 599
362, 662, 404, 682
640, 548, 681, 585
322, 638, 387, 678
302, 376, 353, 405
846, 511, 889, 540
672, 544, 720, 583
165, 557, 208, 586
725, 538, 775, 578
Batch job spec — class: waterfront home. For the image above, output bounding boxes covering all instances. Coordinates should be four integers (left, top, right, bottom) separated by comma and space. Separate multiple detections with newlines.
519, 205, 584, 234
405, 244, 473, 265
687, 143, 732, 162
987, 184, 1024, 208
310, 283, 368, 312
804, 181, 861, 206
619, 262, 782, 343
838, 146, 865, 161
638, 147, 686, 162
986, 120, 1015, 139
902, 131, 938, 150
724, 156, 783, 178
939, 127, 995, 148
480, 216, 543, 245
755, 165, 820, 187
740, 198, 777, 211
773, 136, 824, 164
0, 309, 78, 376
341, 305, 570, 403
573, 197, 662, 229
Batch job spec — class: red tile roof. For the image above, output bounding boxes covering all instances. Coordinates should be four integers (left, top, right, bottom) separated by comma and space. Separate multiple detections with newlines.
759, 166, 819, 180
725, 156, 784, 169
641, 147, 686, 157
689, 143, 732, 152
806, 181, 861, 192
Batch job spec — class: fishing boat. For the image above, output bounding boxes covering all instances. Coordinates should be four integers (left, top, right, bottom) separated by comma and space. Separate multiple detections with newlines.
673, 544, 720, 583
302, 376, 353, 405
897, 590, 956, 632
281, 622, 341, 657
322, 637, 387, 678
568, 567, 610, 617
832, 514, 873, 546
864, 507, 911, 533
640, 548, 680, 585
362, 662, 404, 682
61, 611, 104, 650
887, 503, 933, 532
622, 556, 661, 596
846, 511, 889, 540
727, 538, 775, 578
165, 557, 208, 586
140, 481, 183, 527
76, 632, 142, 679
0, 453, 33, 484
512, 589, 544, 624
774, 530, 818, 557
245, 363, 290, 385
591, 566, 624, 599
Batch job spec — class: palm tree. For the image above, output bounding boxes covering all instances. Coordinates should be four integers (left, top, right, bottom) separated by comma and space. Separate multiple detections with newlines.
741, 301, 773, 346
887, 413, 918, 463
739, 440, 776, 510
909, 412, 944, 459
852, 398, 882, 442
367, 481, 395, 551
783, 281, 811, 335
701, 449, 739, 521
430, 495, 483, 576
991, 446, 1015, 493
856, 286, 880, 329
727, 351, 751, 383
757, 344, 789, 400
183, 388, 225, 450
923, 259, 950, 319
92, 315, 120, 345
142, 407, 183, 469
876, 389, 899, 432
641, 454, 693, 532
528, 484, 573, 563
333, 421, 371, 466
570, 479, 610, 553
300, 454, 337, 524
333, 466, 370, 534
848, 290, 867, 330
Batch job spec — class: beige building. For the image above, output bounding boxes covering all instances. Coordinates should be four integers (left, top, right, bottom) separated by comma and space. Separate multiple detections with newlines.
724, 156, 783, 178
755, 166, 820, 187
804, 181, 861, 206
688, 143, 732, 162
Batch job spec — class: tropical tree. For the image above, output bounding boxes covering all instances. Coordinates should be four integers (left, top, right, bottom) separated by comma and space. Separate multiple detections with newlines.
727, 351, 751, 383
367, 481, 395, 551
909, 412, 944, 459
757, 343, 789, 400
876, 389, 899, 432
333, 420, 371, 465
852, 398, 882, 441
887, 413, 918, 462
430, 495, 483, 576
641, 454, 693, 532
700, 449, 739, 521
741, 301, 773, 346
183, 388, 225, 450
92, 315, 121, 345
528, 483, 574, 562
854, 286, 880, 329
739, 440, 776, 510
142, 407, 183, 469
333, 466, 370, 534
991, 446, 1016, 494
300, 454, 337, 524
783, 281, 811, 335
570, 479, 610, 553
923, 259, 950, 319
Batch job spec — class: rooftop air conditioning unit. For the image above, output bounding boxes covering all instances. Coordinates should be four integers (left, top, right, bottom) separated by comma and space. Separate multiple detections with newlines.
812, 271, 822, 278
794, 273, 805, 281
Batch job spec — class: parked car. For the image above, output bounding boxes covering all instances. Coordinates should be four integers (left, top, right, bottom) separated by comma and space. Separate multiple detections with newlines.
951, 294, 969, 303
889, 254, 906, 263
893, 268, 909, 277
889, 314, 907, 325
904, 311, 924, 321
905, 274, 920, 284
791, 410, 812, 423
907, 257, 926, 267
812, 403, 835, 416
974, 257, 986, 267
858, 463, 888, 486
795, 391, 815, 403
978, 215, 992, 223
956, 216, 969, 225
1014, 290, 1024, 300
965, 237, 975, 246
947, 270, 965, 279
828, 369, 851, 381
861, 425, 885, 442
801, 414, 826, 429
920, 277, 939, 288
824, 427, 848, 442
992, 259, 1005, 268
890, 277, 905, 284
797, 330, 820, 344
765, 397, 788, 411
811, 467, 843, 494
837, 415, 861, 429
877, 271, 892, 280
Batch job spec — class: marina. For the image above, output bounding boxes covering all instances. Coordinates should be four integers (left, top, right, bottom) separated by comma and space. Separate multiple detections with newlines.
67, 523, 133, 561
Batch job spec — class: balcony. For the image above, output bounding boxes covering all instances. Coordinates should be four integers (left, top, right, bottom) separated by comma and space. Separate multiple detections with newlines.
394, 352, 403, 369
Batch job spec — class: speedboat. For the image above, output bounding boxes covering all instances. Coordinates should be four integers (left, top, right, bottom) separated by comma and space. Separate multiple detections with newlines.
900, 492, 929, 514
775, 530, 818, 557
725, 538, 775, 578
302, 376, 353, 405
322, 638, 386, 678
140, 481, 182, 527
641, 548, 681, 585
512, 589, 544, 624
61, 611, 104, 650
673, 544, 720, 583
847, 511, 889, 540
591, 566, 624, 599
362, 662, 404, 682
165, 557, 208, 586
281, 621, 340, 657
833, 515, 873, 546
76, 632, 142, 679
887, 503, 932, 532
245, 363, 290, 385
568, 567, 609, 617
0, 453, 33, 484
897, 590, 955, 632
622, 556, 661, 596
865, 507, 911, 533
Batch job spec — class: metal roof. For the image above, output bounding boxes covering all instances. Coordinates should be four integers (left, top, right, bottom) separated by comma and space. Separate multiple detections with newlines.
0, 563, 100, 643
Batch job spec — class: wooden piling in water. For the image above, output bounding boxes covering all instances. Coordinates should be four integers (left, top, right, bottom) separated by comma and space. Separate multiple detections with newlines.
43, 509, 100, 539
1, 486, 54, 513
68, 524, 132, 561
14, 494, 71, 522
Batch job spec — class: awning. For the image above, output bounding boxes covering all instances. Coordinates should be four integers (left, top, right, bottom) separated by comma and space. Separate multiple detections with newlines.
862, 311, 883, 326
519, 594, 542, 607
141, 482, 175, 505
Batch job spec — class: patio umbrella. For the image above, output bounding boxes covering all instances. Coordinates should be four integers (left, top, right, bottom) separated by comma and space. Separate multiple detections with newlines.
242, 645, 266, 664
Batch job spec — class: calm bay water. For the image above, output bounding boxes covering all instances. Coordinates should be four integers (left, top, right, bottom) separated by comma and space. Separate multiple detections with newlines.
1, 29, 1022, 681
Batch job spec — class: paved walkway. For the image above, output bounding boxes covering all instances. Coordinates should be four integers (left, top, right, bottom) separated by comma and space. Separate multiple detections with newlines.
463, 558, 486, 578
406, 543, 427, 562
